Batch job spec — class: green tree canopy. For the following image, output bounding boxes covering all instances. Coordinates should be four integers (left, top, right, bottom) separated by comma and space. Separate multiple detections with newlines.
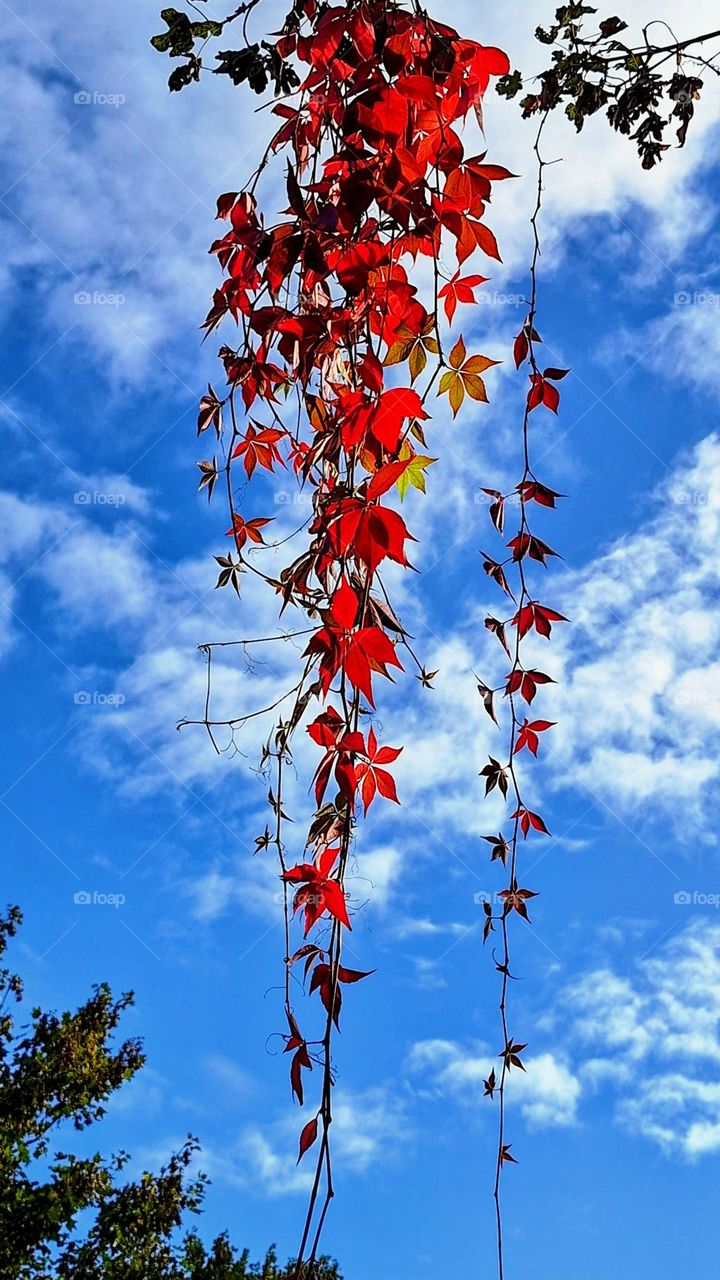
0, 907, 340, 1280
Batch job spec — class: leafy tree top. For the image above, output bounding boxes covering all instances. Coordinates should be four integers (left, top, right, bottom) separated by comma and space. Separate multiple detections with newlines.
0, 906, 340, 1280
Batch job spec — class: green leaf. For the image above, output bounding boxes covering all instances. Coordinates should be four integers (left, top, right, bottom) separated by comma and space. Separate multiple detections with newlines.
397, 453, 437, 500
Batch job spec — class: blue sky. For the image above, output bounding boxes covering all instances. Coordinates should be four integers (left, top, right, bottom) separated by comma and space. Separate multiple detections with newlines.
3, 1, 720, 1276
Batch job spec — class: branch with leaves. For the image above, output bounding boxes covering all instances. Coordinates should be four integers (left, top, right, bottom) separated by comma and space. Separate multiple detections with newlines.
497, 3, 720, 167
151, 0, 305, 93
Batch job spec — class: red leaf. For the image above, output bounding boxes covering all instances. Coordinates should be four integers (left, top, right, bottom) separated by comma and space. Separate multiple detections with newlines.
514, 718, 555, 757
354, 729, 402, 812
298, 1116, 319, 1162
513, 330, 528, 369
439, 271, 488, 323
371, 387, 426, 452
322, 879, 351, 930
335, 240, 389, 294
512, 807, 551, 838
527, 374, 560, 414
337, 966, 374, 983
367, 458, 413, 501
290, 1044, 312, 1104
513, 602, 568, 639
330, 577, 359, 630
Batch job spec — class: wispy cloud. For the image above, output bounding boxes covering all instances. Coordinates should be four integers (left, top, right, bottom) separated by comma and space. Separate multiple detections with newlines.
558, 918, 720, 1157
407, 1037, 582, 1128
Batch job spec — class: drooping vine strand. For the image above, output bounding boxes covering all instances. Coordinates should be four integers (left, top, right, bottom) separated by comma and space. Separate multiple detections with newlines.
477, 114, 567, 1280
184, 0, 513, 1266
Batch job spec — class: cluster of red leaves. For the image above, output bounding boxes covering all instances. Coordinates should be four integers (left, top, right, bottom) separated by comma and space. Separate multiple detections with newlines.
308, 706, 401, 814
195, 0, 510, 1248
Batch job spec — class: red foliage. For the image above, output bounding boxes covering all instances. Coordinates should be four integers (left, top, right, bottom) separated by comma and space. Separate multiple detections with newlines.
193, 0, 516, 1263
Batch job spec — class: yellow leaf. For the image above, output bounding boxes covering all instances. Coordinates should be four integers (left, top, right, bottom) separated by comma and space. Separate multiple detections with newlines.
409, 342, 427, 383
384, 339, 412, 367
449, 375, 465, 417
463, 373, 488, 402
449, 335, 466, 370
397, 454, 437, 499
464, 354, 500, 375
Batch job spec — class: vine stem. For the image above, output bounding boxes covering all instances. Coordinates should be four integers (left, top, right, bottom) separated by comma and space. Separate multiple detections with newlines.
492, 109, 550, 1280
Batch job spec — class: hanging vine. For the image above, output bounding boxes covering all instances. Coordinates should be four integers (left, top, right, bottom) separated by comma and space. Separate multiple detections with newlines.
155, 0, 572, 1273
182, 0, 514, 1266
475, 112, 568, 1280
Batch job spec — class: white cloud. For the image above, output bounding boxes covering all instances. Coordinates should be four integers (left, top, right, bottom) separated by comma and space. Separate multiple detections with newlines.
234, 1128, 314, 1197
608, 293, 720, 401
570, 919, 720, 1067
542, 432, 720, 825
563, 918, 720, 1157
198, 1084, 411, 1196
1, 0, 718, 393
0, 491, 65, 656
327, 428, 720, 847
330, 1086, 412, 1171
185, 867, 249, 924
407, 1037, 581, 1128
42, 522, 167, 629
6, 427, 720, 921
347, 843, 405, 912
620, 1075, 720, 1157
405, 920, 720, 1156
392, 917, 467, 940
